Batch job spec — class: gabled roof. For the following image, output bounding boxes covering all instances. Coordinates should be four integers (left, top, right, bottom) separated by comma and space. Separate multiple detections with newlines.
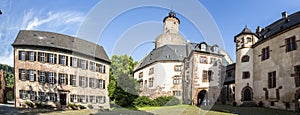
257, 11, 300, 40
12, 30, 110, 63
134, 45, 186, 72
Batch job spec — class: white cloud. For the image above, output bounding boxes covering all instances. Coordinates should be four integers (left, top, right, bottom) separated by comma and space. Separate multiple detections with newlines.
0, 52, 14, 66
0, 8, 85, 67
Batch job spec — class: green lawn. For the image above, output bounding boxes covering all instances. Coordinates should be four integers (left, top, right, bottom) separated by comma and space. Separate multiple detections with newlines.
135, 104, 298, 115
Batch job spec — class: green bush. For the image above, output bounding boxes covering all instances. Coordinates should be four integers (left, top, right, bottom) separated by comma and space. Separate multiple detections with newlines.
77, 104, 86, 109
164, 96, 180, 106
154, 96, 179, 106
87, 104, 94, 109
133, 96, 157, 107
35, 103, 53, 108
25, 101, 34, 108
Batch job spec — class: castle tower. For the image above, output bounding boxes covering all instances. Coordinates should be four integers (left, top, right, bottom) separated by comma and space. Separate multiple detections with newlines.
234, 26, 258, 105
155, 11, 185, 49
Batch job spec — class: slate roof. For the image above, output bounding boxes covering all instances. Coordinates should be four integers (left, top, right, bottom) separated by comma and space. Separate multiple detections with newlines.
234, 26, 256, 39
134, 45, 186, 71
12, 30, 110, 63
257, 11, 300, 40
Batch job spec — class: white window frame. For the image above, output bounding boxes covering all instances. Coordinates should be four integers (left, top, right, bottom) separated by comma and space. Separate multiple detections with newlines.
29, 91, 35, 100
29, 51, 35, 61
72, 57, 77, 67
49, 54, 55, 63
48, 72, 54, 84
29, 70, 34, 81
49, 93, 56, 101
20, 90, 27, 99
39, 71, 45, 83
20, 51, 26, 60
60, 55, 66, 65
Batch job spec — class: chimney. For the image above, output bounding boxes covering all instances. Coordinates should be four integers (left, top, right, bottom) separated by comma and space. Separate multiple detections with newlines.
256, 26, 262, 34
186, 40, 190, 56
281, 11, 288, 18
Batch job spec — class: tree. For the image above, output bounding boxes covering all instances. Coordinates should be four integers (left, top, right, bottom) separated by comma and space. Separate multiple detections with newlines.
108, 55, 139, 107
0, 64, 14, 88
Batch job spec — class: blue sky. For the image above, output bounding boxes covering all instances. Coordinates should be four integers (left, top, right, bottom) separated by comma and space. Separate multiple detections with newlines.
0, 0, 300, 66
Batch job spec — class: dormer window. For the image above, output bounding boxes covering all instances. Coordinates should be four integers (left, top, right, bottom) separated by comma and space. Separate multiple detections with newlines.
200, 43, 206, 51
247, 37, 252, 43
212, 45, 218, 53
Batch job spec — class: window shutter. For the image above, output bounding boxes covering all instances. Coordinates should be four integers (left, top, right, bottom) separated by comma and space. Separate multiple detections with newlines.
66, 56, 68, 66
54, 54, 57, 64
34, 72, 36, 81
70, 57, 73, 66
66, 75, 68, 85
45, 53, 49, 63
86, 77, 88, 88
77, 59, 80, 68
45, 72, 49, 83
54, 73, 57, 84
34, 52, 36, 61
25, 51, 29, 60
103, 66, 106, 73
19, 51, 22, 60
86, 61, 88, 69
19, 70, 22, 80
103, 80, 105, 89
38, 71, 41, 82
26, 70, 29, 80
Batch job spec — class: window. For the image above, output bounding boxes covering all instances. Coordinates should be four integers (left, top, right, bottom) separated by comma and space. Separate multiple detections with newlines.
59, 55, 68, 65
70, 75, 76, 86
173, 75, 180, 84
71, 57, 77, 67
79, 76, 86, 87
19, 90, 27, 99
48, 72, 54, 84
208, 71, 212, 81
139, 72, 143, 78
96, 96, 105, 104
38, 71, 46, 83
70, 94, 77, 102
48, 54, 56, 64
49, 93, 57, 102
79, 95, 87, 103
210, 58, 216, 64
202, 70, 208, 82
89, 78, 96, 88
294, 65, 300, 87
59, 73, 68, 85
29, 51, 35, 61
29, 70, 35, 81
90, 62, 95, 71
268, 71, 276, 88
19, 69, 27, 81
149, 67, 154, 75
174, 65, 181, 71
149, 78, 154, 87
38, 92, 46, 102
29, 91, 36, 100
200, 56, 207, 64
247, 37, 252, 43
19, 51, 26, 61
261, 47, 270, 61
286, 36, 297, 52
242, 71, 250, 79
173, 91, 181, 96
99, 64, 103, 73
212, 46, 218, 53
242, 55, 250, 62
38, 52, 46, 62
90, 96, 96, 103
98, 79, 103, 89
79, 59, 86, 69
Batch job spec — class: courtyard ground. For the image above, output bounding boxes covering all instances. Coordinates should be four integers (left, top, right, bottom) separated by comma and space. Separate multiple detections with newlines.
0, 103, 298, 115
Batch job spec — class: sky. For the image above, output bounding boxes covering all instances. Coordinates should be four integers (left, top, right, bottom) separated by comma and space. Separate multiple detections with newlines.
0, 0, 300, 66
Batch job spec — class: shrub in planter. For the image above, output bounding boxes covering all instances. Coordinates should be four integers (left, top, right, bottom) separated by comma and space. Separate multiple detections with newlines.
68, 103, 78, 110
25, 101, 34, 108
87, 104, 94, 109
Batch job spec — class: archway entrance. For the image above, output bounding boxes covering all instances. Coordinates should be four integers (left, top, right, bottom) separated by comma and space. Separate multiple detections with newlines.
197, 90, 207, 106
241, 86, 252, 101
